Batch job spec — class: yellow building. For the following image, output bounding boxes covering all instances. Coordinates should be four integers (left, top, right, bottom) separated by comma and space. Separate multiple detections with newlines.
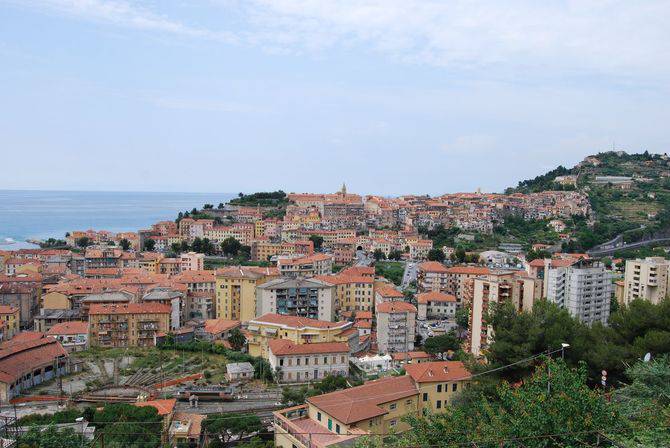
405, 361, 472, 413
138, 252, 163, 274
315, 274, 375, 313
246, 313, 352, 358
0, 305, 19, 341
273, 361, 471, 448
215, 266, 279, 321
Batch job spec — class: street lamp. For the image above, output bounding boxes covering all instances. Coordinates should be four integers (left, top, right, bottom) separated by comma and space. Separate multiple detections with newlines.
561, 343, 570, 360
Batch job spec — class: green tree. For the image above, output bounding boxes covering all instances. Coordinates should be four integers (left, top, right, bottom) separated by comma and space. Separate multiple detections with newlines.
92, 403, 163, 447
221, 237, 242, 256
396, 359, 622, 448
388, 250, 403, 260
203, 413, 263, 445
75, 236, 91, 248
143, 238, 155, 251
17, 426, 84, 448
423, 331, 461, 356
373, 249, 386, 261
228, 328, 246, 351
455, 306, 469, 330
119, 238, 131, 250
309, 234, 324, 250
427, 248, 445, 262
525, 248, 551, 261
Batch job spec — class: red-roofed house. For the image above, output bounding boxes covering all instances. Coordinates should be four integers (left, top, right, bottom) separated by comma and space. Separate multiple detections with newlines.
416, 291, 457, 320
269, 339, 350, 384
46, 321, 89, 352
405, 361, 472, 412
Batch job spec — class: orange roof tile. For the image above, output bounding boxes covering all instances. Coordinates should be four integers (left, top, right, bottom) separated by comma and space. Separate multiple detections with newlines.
416, 291, 456, 304
376, 301, 416, 314
268, 339, 349, 356
47, 321, 88, 335
418, 261, 449, 273
204, 319, 240, 335
250, 313, 350, 330
405, 361, 471, 383
134, 398, 176, 416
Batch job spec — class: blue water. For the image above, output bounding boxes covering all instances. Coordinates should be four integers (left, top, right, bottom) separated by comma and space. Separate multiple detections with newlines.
0, 190, 234, 249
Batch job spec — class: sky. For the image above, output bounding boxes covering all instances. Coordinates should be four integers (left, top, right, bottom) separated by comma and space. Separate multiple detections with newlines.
1, 1, 669, 196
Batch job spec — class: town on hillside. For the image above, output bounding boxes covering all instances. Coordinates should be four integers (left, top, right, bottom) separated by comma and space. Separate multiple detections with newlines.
1, 155, 669, 447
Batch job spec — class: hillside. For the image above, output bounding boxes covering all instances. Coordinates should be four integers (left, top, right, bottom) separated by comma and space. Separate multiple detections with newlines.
508, 151, 670, 253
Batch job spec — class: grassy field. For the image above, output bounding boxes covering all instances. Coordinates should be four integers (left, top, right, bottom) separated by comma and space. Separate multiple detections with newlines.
375, 261, 405, 285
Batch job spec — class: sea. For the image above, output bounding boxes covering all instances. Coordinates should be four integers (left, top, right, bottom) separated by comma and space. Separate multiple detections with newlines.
0, 190, 234, 250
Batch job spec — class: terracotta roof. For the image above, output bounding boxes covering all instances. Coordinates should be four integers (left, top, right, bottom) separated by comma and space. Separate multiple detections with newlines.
250, 313, 350, 330
376, 301, 417, 313
529, 259, 546, 267
0, 337, 68, 384
405, 361, 471, 383
172, 270, 215, 283
445, 266, 492, 275
47, 321, 88, 335
391, 351, 431, 361
416, 291, 456, 304
376, 285, 404, 298
204, 319, 240, 335
418, 261, 449, 273
308, 375, 418, 424
173, 412, 205, 439
5, 332, 45, 345
89, 303, 171, 315
215, 266, 279, 279
339, 266, 375, 277
277, 253, 333, 266
354, 321, 372, 329
314, 274, 373, 285
550, 258, 580, 268
268, 339, 349, 356
134, 398, 177, 416
0, 305, 18, 315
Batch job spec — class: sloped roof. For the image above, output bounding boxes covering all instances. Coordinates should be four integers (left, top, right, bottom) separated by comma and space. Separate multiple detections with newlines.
416, 291, 456, 304
404, 361, 471, 383
268, 339, 349, 356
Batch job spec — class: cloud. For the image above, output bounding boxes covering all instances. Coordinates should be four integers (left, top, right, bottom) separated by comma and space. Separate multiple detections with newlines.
11, 0, 238, 43
242, 0, 670, 80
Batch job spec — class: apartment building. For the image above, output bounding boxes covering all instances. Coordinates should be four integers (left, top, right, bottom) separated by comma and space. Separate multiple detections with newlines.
417, 261, 450, 293
179, 252, 205, 272
250, 240, 314, 262
277, 254, 334, 278
315, 274, 375, 313
215, 266, 279, 321
445, 266, 492, 303
416, 291, 457, 321
273, 361, 471, 448
376, 301, 417, 354
269, 339, 350, 384
246, 313, 352, 359
256, 277, 337, 322
546, 260, 612, 325
468, 272, 542, 356
88, 303, 171, 348
374, 284, 404, 307
623, 257, 670, 305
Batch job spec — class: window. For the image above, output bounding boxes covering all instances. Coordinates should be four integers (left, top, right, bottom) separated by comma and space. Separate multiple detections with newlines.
336, 424, 341, 434
389, 403, 397, 410
317, 412, 322, 422
279, 359, 284, 366
422, 393, 428, 402
436, 400, 442, 409
390, 419, 397, 427
437, 384, 442, 393
324, 357, 328, 364
452, 383, 457, 392
328, 419, 332, 430
297, 358, 301, 366
406, 399, 412, 405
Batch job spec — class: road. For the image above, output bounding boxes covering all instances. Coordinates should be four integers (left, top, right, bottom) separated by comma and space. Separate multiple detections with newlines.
355, 250, 373, 266
587, 236, 670, 257
401, 261, 417, 289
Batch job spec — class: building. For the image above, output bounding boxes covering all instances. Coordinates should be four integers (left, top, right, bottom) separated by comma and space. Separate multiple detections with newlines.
375, 301, 417, 354
246, 313, 352, 359
88, 303, 171, 348
277, 254, 334, 278
315, 274, 375, 313
444, 266, 492, 303
468, 271, 542, 356
416, 291, 457, 320
202, 319, 241, 342
0, 337, 69, 403
391, 351, 431, 367
404, 361, 472, 413
179, 252, 205, 272
226, 362, 255, 381
623, 257, 670, 305
417, 261, 450, 293
0, 305, 19, 341
46, 321, 89, 352
374, 284, 405, 307
0, 274, 41, 328
273, 360, 472, 448
268, 339, 349, 384
215, 266, 279, 321
169, 412, 205, 448
256, 277, 337, 322
546, 260, 612, 325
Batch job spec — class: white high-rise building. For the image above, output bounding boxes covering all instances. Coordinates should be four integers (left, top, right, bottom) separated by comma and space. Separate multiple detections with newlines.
546, 260, 613, 325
